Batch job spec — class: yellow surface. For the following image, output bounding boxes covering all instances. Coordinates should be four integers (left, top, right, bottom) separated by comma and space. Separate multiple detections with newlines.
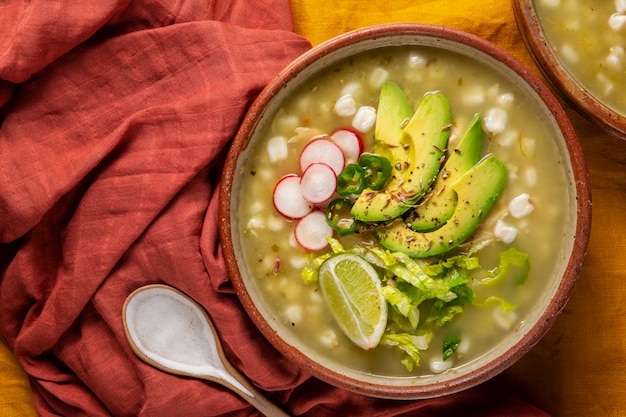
0, 340, 37, 416
290, 0, 534, 67
291, 1, 626, 416
2, 1, 625, 416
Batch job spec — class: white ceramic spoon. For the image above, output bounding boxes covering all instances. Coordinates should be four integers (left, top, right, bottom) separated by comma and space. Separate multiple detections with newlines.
122, 284, 290, 417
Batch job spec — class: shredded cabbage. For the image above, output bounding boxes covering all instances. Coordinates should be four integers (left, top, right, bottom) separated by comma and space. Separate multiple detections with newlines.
482, 247, 530, 286
300, 237, 530, 371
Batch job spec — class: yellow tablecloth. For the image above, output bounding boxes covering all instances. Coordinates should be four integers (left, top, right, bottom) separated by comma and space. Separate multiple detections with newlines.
2, 1, 625, 416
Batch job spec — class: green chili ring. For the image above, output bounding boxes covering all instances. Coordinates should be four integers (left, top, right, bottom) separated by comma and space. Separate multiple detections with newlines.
325, 198, 359, 236
336, 163, 366, 196
359, 153, 392, 190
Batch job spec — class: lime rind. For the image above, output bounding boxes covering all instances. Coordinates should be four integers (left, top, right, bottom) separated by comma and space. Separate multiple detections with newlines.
318, 253, 388, 350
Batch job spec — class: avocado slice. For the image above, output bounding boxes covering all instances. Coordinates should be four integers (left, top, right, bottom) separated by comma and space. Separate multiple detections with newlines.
377, 154, 508, 258
407, 113, 484, 232
351, 91, 451, 222
372, 81, 413, 162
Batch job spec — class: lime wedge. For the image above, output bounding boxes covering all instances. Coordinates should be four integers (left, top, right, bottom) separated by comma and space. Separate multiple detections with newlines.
318, 253, 388, 350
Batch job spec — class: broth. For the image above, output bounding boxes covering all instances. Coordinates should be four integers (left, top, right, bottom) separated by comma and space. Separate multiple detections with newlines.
237, 45, 569, 377
536, 0, 626, 115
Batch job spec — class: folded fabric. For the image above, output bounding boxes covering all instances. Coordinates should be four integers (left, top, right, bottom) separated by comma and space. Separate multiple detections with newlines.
0, 0, 549, 416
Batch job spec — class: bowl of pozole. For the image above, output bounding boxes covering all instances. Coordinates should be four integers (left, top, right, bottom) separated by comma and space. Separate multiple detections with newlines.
513, 0, 626, 140
218, 24, 591, 399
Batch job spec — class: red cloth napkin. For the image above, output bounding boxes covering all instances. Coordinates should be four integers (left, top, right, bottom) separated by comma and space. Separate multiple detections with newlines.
0, 1, 549, 416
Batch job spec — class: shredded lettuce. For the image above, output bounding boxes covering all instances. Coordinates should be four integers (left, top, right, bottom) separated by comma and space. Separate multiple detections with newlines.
372, 249, 469, 302
327, 237, 346, 254
482, 247, 530, 286
382, 286, 420, 329
481, 295, 518, 311
300, 252, 333, 284
426, 301, 464, 327
300, 237, 530, 371
300, 237, 346, 284
380, 330, 433, 371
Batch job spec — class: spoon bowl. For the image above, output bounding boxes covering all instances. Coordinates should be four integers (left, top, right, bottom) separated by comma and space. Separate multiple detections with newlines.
122, 284, 289, 417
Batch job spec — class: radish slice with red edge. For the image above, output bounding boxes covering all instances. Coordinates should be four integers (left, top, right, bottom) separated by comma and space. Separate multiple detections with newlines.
299, 138, 345, 175
300, 162, 337, 204
294, 210, 334, 251
331, 129, 363, 164
272, 174, 313, 219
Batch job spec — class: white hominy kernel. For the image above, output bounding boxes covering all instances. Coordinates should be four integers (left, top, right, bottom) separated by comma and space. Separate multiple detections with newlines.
289, 256, 308, 269
560, 43, 579, 63
457, 338, 470, 355
493, 308, 518, 331
509, 193, 535, 218
462, 86, 486, 105
334, 94, 357, 117
606, 46, 625, 72
369, 67, 389, 88
519, 219, 530, 233
278, 277, 289, 289
540, 0, 560, 7
596, 72, 615, 96
429, 357, 454, 374
276, 115, 299, 132
487, 83, 500, 99
505, 163, 519, 178
610, 13, 626, 32
246, 217, 264, 230
296, 96, 311, 112
310, 289, 322, 302
341, 81, 362, 97
494, 219, 519, 244
498, 93, 515, 109
484, 108, 508, 135
284, 305, 302, 325
352, 106, 377, 133
617, 0, 626, 13
606, 53, 623, 72
259, 169, 272, 181
320, 329, 339, 347
524, 166, 538, 187
250, 201, 264, 214
408, 53, 428, 68
266, 136, 288, 162
267, 215, 285, 231
497, 130, 519, 147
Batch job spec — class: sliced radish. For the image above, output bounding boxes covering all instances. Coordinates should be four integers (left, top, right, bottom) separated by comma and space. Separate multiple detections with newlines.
294, 210, 334, 251
300, 162, 337, 204
331, 129, 364, 164
272, 174, 313, 219
299, 138, 345, 175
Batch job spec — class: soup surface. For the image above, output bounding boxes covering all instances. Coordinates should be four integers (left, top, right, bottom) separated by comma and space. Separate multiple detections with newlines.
237, 45, 569, 377
536, 0, 626, 115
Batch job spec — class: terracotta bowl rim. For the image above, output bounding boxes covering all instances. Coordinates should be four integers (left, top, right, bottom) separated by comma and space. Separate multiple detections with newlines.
218, 23, 592, 399
512, 0, 626, 140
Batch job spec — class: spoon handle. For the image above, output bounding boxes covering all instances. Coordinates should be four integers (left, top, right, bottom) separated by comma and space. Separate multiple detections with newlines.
215, 360, 291, 417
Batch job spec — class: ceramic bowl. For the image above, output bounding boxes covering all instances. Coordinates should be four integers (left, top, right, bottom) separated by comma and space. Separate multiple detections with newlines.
218, 24, 591, 399
513, 0, 626, 140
